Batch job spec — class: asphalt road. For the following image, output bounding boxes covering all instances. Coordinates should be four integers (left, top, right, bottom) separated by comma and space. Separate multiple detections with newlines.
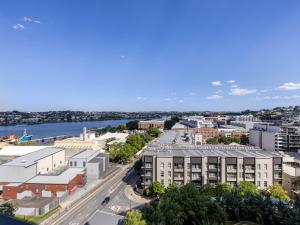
53, 165, 138, 225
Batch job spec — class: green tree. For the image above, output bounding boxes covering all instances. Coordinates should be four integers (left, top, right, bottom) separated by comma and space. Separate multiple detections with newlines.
267, 183, 291, 202
126, 120, 139, 130
146, 128, 162, 138
126, 134, 145, 151
237, 181, 259, 196
206, 137, 219, 144
0, 202, 16, 216
148, 181, 165, 196
125, 210, 146, 225
240, 134, 249, 145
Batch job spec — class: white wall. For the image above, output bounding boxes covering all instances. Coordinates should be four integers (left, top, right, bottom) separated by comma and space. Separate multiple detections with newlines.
261, 132, 276, 151
37, 150, 65, 174
249, 129, 261, 147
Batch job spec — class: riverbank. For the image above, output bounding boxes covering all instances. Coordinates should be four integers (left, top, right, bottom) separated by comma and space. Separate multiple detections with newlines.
0, 119, 133, 139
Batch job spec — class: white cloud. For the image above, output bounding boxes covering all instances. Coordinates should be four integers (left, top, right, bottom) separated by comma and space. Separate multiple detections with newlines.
136, 96, 147, 101
34, 20, 41, 24
13, 24, 25, 30
226, 80, 235, 84
179, 99, 184, 103
259, 95, 300, 100
207, 94, 223, 100
231, 84, 238, 88
278, 82, 300, 91
211, 81, 222, 86
229, 88, 257, 96
24, 17, 32, 22
164, 98, 171, 101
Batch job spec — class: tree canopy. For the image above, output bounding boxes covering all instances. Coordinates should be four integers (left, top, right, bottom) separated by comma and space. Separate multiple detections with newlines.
0, 202, 16, 216
125, 210, 146, 225
267, 183, 291, 202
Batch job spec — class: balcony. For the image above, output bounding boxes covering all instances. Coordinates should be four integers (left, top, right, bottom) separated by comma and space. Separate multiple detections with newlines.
227, 168, 237, 173
274, 165, 282, 171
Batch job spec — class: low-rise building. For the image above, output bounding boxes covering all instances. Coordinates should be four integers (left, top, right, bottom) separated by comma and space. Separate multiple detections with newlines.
180, 116, 214, 128
0, 147, 65, 183
69, 150, 109, 179
2, 168, 85, 199
138, 120, 165, 130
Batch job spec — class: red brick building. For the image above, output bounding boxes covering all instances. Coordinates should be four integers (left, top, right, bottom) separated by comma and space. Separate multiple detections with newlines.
2, 168, 85, 200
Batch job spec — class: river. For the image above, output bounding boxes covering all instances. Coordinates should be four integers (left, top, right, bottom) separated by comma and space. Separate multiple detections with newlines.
0, 119, 131, 139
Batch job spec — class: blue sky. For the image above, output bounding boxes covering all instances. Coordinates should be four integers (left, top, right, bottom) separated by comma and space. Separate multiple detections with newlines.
0, 0, 300, 112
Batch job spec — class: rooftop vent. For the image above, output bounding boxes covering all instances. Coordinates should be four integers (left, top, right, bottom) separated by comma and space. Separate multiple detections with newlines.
21, 160, 26, 163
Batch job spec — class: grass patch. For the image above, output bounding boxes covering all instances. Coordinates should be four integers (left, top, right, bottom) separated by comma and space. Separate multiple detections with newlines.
14, 205, 61, 224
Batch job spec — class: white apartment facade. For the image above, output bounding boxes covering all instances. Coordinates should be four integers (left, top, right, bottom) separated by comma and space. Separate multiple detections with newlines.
142, 146, 282, 189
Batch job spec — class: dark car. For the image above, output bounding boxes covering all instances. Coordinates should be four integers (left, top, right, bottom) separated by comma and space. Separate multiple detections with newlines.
101, 196, 110, 205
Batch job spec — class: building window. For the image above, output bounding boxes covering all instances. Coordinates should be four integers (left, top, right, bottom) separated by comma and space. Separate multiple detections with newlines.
54, 164, 56, 168
168, 171, 171, 177
264, 172, 267, 179
257, 164, 261, 170
161, 179, 164, 185
239, 172, 243, 178
74, 161, 77, 167
257, 181, 261, 187
160, 162, 164, 169
239, 164, 243, 170
83, 162, 86, 167
70, 161, 73, 167
264, 181, 268, 187
264, 164, 267, 170
168, 162, 171, 168
161, 171, 164, 177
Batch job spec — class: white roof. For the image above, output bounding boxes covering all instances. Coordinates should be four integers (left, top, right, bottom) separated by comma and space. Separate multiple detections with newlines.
0, 146, 48, 157
27, 168, 84, 184
96, 132, 129, 141
3, 147, 64, 167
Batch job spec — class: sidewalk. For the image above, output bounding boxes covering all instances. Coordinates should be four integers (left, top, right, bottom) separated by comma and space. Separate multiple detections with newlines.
123, 185, 152, 204
60, 164, 120, 209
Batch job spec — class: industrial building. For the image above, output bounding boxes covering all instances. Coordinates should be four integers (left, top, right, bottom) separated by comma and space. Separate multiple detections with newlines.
2, 168, 85, 199
69, 150, 109, 179
0, 147, 65, 183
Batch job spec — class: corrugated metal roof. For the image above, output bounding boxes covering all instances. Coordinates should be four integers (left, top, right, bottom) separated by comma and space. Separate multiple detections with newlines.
3, 147, 64, 167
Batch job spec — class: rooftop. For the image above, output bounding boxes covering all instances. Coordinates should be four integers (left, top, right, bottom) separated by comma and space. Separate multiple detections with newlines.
70, 150, 99, 159
0, 146, 48, 157
13, 196, 56, 208
144, 145, 282, 158
3, 147, 64, 167
27, 168, 84, 184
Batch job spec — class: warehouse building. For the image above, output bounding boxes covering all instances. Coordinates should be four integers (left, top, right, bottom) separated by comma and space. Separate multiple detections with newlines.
0, 147, 65, 183
69, 150, 109, 179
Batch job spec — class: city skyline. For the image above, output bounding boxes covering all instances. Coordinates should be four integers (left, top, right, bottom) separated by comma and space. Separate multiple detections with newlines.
1, 1, 300, 111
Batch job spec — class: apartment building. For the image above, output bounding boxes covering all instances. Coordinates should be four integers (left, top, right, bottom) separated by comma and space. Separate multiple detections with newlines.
138, 120, 165, 130
141, 145, 282, 189
250, 124, 300, 152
